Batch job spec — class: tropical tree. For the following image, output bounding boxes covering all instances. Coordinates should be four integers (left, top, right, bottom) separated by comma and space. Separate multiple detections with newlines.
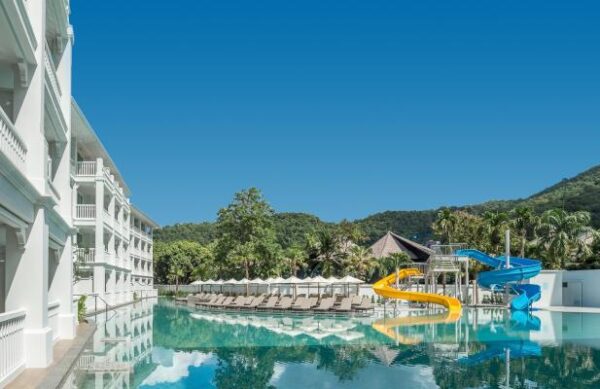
536, 209, 598, 269
377, 251, 412, 286
510, 206, 539, 257
433, 208, 459, 243
154, 240, 210, 285
344, 246, 377, 281
215, 188, 283, 278
479, 211, 510, 255
282, 245, 308, 277
306, 228, 346, 276
168, 258, 186, 294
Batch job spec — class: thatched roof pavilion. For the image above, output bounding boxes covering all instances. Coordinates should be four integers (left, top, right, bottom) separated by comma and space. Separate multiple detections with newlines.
369, 231, 433, 263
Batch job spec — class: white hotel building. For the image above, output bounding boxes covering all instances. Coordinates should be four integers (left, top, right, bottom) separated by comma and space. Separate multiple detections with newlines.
0, 0, 156, 385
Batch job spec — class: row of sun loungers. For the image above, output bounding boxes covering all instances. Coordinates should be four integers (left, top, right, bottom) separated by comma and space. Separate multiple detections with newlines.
185, 293, 374, 314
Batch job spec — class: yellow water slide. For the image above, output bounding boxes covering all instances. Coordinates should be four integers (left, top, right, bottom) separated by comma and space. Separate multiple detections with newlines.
372, 311, 461, 344
372, 268, 462, 315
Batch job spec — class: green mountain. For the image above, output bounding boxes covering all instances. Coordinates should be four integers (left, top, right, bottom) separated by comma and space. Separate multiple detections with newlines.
155, 164, 600, 246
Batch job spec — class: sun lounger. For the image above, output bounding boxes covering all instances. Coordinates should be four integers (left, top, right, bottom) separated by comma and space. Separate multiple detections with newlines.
209, 296, 228, 307
258, 296, 279, 310
314, 297, 335, 311
274, 296, 293, 310
197, 294, 219, 306
248, 295, 265, 309
298, 297, 318, 311
351, 295, 362, 306
229, 296, 246, 308
292, 297, 308, 310
355, 296, 374, 311
334, 297, 352, 312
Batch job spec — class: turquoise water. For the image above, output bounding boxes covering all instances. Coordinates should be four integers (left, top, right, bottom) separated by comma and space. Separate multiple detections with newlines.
78, 298, 600, 388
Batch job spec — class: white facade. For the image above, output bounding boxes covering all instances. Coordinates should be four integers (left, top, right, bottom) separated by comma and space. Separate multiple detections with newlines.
0, 1, 156, 385
71, 103, 158, 312
531, 269, 600, 309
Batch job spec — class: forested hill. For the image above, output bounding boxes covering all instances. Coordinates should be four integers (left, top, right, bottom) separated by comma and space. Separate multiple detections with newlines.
155, 164, 600, 246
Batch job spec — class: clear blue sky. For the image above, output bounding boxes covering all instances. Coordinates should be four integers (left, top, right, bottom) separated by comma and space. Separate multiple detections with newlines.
71, 0, 600, 226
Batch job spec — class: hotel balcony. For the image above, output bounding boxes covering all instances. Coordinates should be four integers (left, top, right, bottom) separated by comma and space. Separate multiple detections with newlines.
46, 0, 70, 42
0, 107, 27, 174
0, 0, 38, 69
43, 41, 68, 144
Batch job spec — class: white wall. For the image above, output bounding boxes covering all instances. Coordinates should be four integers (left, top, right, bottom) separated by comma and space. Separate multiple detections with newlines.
530, 270, 563, 309
562, 270, 600, 308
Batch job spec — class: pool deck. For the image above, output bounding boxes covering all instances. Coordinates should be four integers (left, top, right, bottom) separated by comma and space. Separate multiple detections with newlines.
7, 322, 96, 389
542, 305, 600, 314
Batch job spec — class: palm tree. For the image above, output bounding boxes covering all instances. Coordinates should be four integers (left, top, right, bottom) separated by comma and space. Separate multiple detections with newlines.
307, 229, 344, 276
168, 260, 186, 295
344, 246, 377, 281
283, 246, 308, 277
480, 211, 510, 255
378, 251, 412, 287
433, 209, 459, 243
537, 209, 598, 269
510, 206, 539, 257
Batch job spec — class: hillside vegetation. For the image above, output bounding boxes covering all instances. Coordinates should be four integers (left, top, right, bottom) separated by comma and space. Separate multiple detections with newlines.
155, 164, 600, 247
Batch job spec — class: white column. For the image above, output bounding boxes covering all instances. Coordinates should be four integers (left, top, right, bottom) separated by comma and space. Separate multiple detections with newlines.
5, 209, 52, 367
50, 237, 76, 339
94, 161, 106, 309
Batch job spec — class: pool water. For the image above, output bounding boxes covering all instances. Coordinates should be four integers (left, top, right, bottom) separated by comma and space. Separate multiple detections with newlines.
75, 298, 600, 388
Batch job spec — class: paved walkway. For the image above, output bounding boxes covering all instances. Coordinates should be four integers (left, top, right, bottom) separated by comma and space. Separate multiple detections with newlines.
7, 323, 96, 389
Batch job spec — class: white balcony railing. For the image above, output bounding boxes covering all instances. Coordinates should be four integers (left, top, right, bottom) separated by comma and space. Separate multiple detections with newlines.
48, 301, 60, 341
0, 108, 27, 173
0, 309, 26, 385
44, 41, 61, 97
76, 205, 96, 219
76, 248, 96, 263
76, 161, 97, 176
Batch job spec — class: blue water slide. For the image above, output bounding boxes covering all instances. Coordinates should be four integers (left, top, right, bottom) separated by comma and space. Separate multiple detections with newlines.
455, 249, 542, 311
458, 340, 541, 365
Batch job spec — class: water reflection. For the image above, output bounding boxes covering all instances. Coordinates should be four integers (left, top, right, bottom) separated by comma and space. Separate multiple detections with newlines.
67, 299, 600, 388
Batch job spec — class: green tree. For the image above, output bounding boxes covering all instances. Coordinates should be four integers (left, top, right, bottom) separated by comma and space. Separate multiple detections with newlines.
433, 208, 459, 243
344, 246, 377, 281
377, 251, 412, 285
510, 206, 539, 258
536, 209, 598, 269
282, 246, 308, 277
215, 188, 282, 279
153, 240, 209, 285
479, 211, 510, 255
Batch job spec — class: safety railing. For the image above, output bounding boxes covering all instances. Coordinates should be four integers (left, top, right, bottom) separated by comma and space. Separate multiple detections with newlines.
0, 309, 26, 385
76, 204, 96, 219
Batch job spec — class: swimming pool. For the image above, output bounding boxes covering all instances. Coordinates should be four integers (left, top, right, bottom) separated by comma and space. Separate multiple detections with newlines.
71, 298, 600, 388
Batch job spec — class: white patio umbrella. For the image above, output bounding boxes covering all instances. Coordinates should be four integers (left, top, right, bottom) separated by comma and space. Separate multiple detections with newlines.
339, 275, 365, 296
214, 279, 224, 293
239, 278, 250, 295
224, 278, 239, 294
310, 275, 330, 295
250, 278, 267, 294
190, 279, 205, 293
268, 276, 286, 294
284, 276, 303, 298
